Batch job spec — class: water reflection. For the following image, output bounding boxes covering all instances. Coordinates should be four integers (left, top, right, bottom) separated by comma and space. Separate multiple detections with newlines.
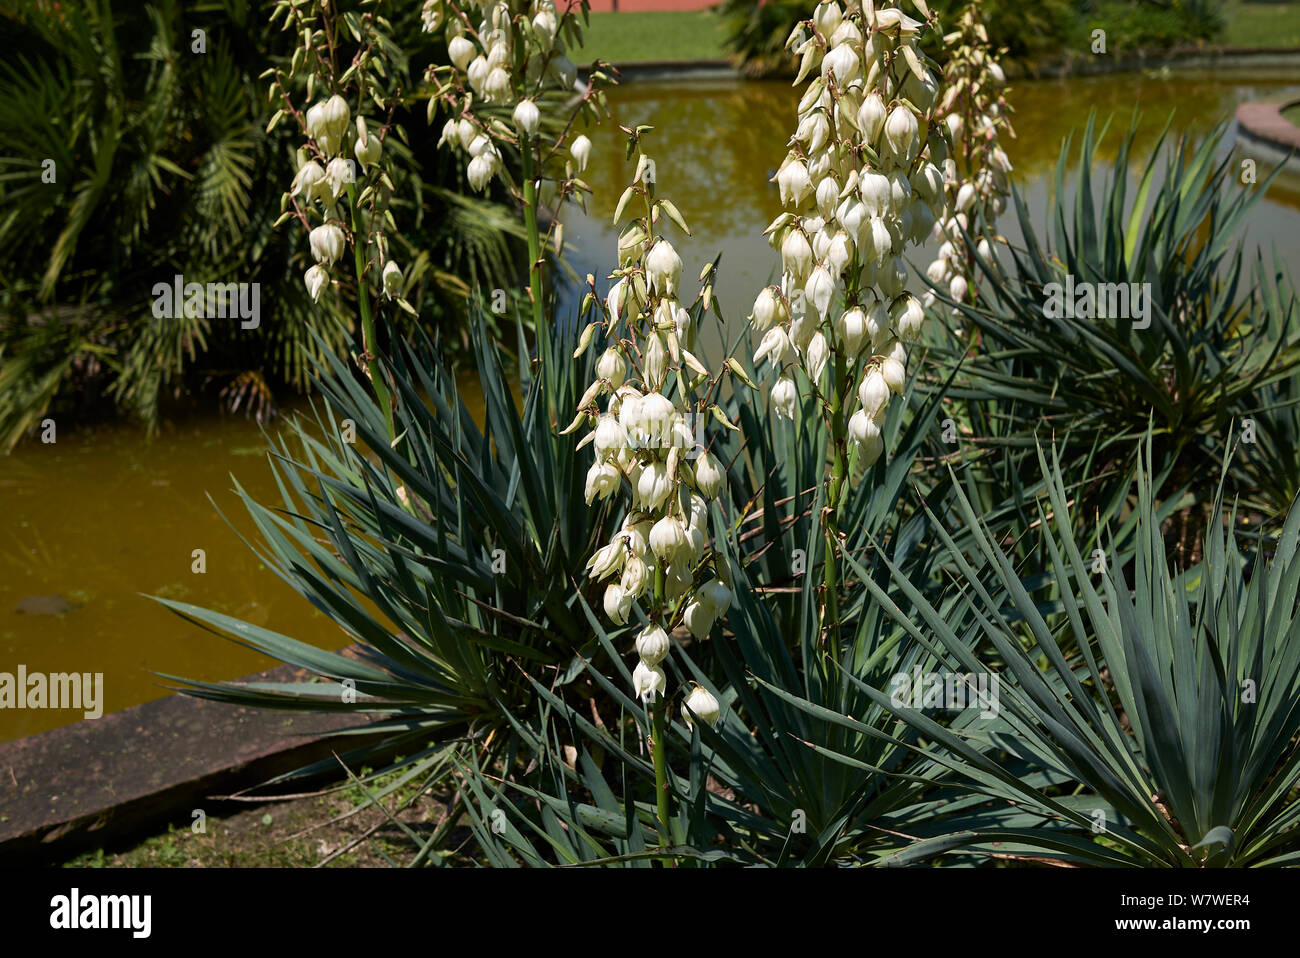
565, 69, 1300, 325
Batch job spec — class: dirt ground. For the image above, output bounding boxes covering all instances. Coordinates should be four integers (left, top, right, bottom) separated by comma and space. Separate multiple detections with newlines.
61, 776, 475, 868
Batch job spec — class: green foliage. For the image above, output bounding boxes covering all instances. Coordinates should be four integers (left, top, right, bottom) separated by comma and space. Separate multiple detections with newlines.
714, 0, 1220, 74
0, 0, 528, 448
814, 441, 1300, 866
156, 303, 606, 770
931, 116, 1300, 523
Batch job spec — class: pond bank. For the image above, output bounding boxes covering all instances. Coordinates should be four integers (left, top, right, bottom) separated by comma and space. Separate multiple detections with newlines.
0, 652, 397, 864
594, 46, 1300, 84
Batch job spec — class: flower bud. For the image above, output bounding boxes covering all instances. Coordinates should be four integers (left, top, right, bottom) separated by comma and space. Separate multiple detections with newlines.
681, 685, 721, 730
570, 134, 592, 172
693, 450, 725, 499
597, 347, 626, 390
448, 36, 476, 72
635, 625, 671, 666
382, 260, 402, 299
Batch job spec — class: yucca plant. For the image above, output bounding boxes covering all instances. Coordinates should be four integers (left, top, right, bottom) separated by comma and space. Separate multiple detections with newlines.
155, 302, 609, 775
432, 359, 1082, 867
791, 438, 1300, 866
930, 115, 1300, 536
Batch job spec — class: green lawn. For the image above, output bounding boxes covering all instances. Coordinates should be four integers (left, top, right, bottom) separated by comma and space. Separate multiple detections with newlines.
1223, 1, 1300, 48
575, 11, 729, 64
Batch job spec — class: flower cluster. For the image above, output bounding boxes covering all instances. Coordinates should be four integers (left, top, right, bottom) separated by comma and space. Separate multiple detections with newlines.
925, 1, 1015, 310
753, 0, 947, 474
567, 136, 734, 721
267, 1, 409, 312
424, 0, 604, 197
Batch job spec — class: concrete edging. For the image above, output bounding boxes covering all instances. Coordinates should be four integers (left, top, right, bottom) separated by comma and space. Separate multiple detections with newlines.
0, 653, 399, 865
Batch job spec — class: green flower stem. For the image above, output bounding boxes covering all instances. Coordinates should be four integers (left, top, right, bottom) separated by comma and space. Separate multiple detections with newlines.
347, 181, 394, 441
651, 561, 675, 864
519, 133, 550, 416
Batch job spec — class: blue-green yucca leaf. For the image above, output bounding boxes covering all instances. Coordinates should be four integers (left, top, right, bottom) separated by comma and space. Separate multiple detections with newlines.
929, 112, 1300, 520
829, 436, 1300, 865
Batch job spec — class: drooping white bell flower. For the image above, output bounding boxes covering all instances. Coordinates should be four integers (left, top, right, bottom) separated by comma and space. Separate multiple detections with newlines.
884, 104, 919, 163
585, 460, 621, 504
649, 514, 690, 562
858, 366, 891, 418
635, 625, 671, 666
596, 347, 626, 390
805, 265, 835, 319
309, 223, 346, 265
835, 306, 867, 356
292, 160, 326, 202
645, 240, 683, 298
513, 99, 540, 137
892, 294, 925, 342
632, 661, 667, 703
570, 134, 592, 172
771, 374, 798, 421
448, 36, 476, 72
805, 331, 830, 383
681, 685, 721, 730
693, 450, 725, 499
621, 555, 650, 599
382, 260, 402, 299
303, 264, 328, 302
603, 583, 632, 625
354, 118, 382, 167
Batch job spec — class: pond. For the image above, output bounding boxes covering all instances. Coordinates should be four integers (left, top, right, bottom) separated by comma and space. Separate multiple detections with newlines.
564, 69, 1300, 334
4, 67, 1299, 743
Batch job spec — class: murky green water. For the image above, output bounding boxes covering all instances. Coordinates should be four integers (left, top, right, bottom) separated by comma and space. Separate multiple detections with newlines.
5, 68, 1299, 743
565, 69, 1300, 325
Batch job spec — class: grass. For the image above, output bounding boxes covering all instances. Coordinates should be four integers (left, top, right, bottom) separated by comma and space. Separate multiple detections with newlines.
575, 10, 729, 64
1223, 1, 1300, 47
61, 769, 473, 868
